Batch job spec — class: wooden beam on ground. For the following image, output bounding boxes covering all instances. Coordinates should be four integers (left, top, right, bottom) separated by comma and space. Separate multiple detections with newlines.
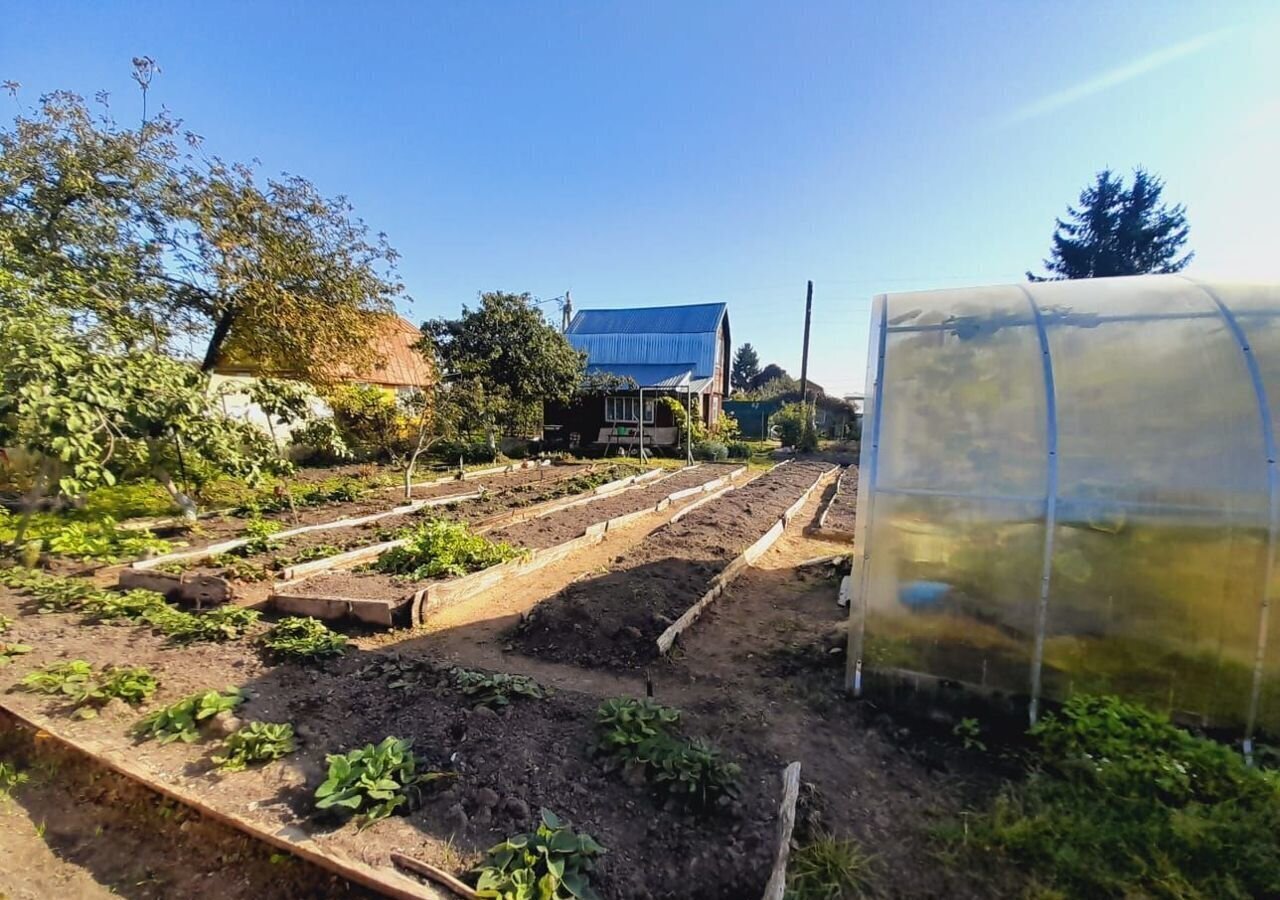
761, 761, 803, 900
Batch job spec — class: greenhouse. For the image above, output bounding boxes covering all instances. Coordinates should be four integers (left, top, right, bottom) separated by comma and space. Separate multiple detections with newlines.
847, 275, 1280, 739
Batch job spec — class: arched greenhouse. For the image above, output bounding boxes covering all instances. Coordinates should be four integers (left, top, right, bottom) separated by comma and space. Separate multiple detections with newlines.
847, 275, 1280, 739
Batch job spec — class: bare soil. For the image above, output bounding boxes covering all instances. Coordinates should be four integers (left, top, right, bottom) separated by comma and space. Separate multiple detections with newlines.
488, 463, 740, 550
0, 715, 374, 900
820, 465, 859, 535
293, 465, 737, 606
511, 460, 835, 670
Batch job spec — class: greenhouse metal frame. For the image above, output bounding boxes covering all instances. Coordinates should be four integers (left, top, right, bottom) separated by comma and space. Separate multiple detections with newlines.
847, 275, 1280, 739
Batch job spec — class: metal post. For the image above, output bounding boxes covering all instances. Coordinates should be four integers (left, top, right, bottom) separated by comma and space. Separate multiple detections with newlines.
686, 383, 693, 465
638, 387, 645, 462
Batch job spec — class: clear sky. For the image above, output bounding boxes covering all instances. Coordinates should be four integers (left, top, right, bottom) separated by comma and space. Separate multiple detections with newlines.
4, 1, 1279, 395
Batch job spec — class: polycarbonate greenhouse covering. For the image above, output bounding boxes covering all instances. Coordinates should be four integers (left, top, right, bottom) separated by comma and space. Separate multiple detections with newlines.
848, 275, 1280, 737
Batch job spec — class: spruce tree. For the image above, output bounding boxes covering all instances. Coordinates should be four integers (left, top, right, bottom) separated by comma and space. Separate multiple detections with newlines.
731, 343, 761, 392
1029, 168, 1192, 281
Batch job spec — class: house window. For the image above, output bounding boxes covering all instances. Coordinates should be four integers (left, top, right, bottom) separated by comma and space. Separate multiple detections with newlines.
605, 396, 655, 424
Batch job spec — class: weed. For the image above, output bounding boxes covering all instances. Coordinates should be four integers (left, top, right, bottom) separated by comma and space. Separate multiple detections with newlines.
314, 736, 448, 826
375, 519, 528, 580
261, 616, 348, 661
957, 694, 1280, 899
133, 688, 246, 744
953, 717, 986, 752
450, 667, 547, 708
594, 697, 740, 812
0, 642, 33, 666
0, 761, 28, 799
473, 808, 606, 900
213, 722, 297, 771
785, 833, 876, 899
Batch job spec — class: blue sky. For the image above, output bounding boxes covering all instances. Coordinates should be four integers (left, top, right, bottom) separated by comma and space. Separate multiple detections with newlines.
4, 1, 1279, 395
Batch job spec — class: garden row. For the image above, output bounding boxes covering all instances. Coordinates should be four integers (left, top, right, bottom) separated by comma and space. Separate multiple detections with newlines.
272, 463, 744, 626
813, 465, 858, 540
0, 566, 785, 900
512, 459, 836, 669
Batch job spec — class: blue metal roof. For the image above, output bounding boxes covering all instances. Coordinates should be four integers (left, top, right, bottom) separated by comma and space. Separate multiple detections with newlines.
567, 302, 728, 380
585, 363, 694, 389
568, 302, 727, 335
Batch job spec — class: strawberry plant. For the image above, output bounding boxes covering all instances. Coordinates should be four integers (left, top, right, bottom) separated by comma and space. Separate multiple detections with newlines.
145, 605, 260, 644
210, 555, 271, 582
213, 721, 297, 771
0, 642, 32, 666
473, 808, 606, 900
594, 697, 740, 813
0, 613, 13, 634
82, 589, 169, 623
451, 667, 548, 708
133, 688, 246, 744
20, 660, 157, 715
374, 519, 527, 581
314, 736, 448, 826
271, 543, 345, 569
261, 616, 348, 661
233, 517, 285, 556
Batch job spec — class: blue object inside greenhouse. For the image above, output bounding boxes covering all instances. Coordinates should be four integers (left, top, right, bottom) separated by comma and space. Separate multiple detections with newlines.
848, 275, 1280, 737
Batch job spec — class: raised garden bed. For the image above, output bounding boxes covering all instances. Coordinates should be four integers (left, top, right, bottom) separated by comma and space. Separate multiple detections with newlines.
511, 460, 835, 670
0, 595, 783, 900
120, 464, 611, 607
811, 465, 858, 541
271, 465, 744, 627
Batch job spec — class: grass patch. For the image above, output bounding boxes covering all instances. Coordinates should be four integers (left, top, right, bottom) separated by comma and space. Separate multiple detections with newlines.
785, 833, 876, 899
948, 694, 1280, 899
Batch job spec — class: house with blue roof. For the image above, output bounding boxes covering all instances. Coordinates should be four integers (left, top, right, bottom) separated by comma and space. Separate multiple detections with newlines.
543, 302, 731, 452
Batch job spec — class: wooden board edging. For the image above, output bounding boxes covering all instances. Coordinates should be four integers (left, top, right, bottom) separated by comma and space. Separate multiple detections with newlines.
0, 704, 449, 900
761, 761, 803, 900
656, 465, 832, 654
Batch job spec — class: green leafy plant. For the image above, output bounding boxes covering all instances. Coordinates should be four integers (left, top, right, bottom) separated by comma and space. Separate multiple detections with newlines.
81, 589, 169, 623
0, 613, 13, 634
213, 721, 297, 771
0, 568, 105, 613
0, 761, 28, 799
473, 808, 606, 900
785, 833, 876, 900
210, 554, 271, 582
450, 667, 547, 708
133, 688, 246, 744
20, 660, 157, 715
235, 516, 285, 555
44, 516, 172, 562
358, 653, 433, 690
958, 694, 1280, 899
593, 698, 740, 812
374, 519, 527, 581
261, 616, 348, 661
145, 605, 261, 644
952, 717, 986, 752
272, 543, 344, 569
0, 642, 33, 666
314, 736, 447, 826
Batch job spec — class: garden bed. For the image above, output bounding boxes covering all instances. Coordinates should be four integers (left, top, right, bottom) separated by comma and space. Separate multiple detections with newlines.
0, 594, 783, 900
510, 460, 835, 670
272, 464, 742, 626
811, 465, 858, 540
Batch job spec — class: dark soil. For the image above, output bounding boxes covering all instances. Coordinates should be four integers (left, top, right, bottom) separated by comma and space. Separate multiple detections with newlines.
489, 463, 740, 550
511, 460, 835, 670
291, 465, 731, 605
0, 587, 779, 900
821, 465, 859, 535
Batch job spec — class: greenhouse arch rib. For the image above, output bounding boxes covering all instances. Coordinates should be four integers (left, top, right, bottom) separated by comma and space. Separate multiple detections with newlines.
1020, 285, 1059, 726
1183, 276, 1277, 742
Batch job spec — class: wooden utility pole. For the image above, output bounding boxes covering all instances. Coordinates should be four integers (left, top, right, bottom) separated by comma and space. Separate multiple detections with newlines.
799, 280, 813, 402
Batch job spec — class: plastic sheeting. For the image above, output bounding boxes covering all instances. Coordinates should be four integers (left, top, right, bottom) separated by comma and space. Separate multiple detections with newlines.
848, 275, 1280, 736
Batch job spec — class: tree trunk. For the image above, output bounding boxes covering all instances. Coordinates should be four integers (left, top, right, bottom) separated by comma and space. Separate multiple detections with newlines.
200, 307, 238, 373
154, 467, 198, 521
11, 466, 50, 554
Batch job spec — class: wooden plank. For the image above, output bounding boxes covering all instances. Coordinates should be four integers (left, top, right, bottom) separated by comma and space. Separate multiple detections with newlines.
761, 761, 803, 900
743, 520, 785, 564
391, 852, 478, 899
277, 539, 407, 582
0, 705, 449, 900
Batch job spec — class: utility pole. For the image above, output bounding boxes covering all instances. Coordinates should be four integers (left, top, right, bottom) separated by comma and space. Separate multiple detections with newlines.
562, 290, 573, 333
799, 280, 813, 403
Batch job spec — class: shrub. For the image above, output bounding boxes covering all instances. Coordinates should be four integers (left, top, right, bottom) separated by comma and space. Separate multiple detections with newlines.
726, 441, 752, 459
213, 721, 297, 771
326, 384, 410, 460
434, 440, 499, 465
288, 418, 351, 465
314, 736, 447, 826
261, 616, 348, 661
775, 402, 819, 451
593, 697, 740, 812
959, 695, 1280, 899
374, 519, 527, 581
134, 688, 246, 744
692, 441, 728, 461
473, 808, 606, 900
